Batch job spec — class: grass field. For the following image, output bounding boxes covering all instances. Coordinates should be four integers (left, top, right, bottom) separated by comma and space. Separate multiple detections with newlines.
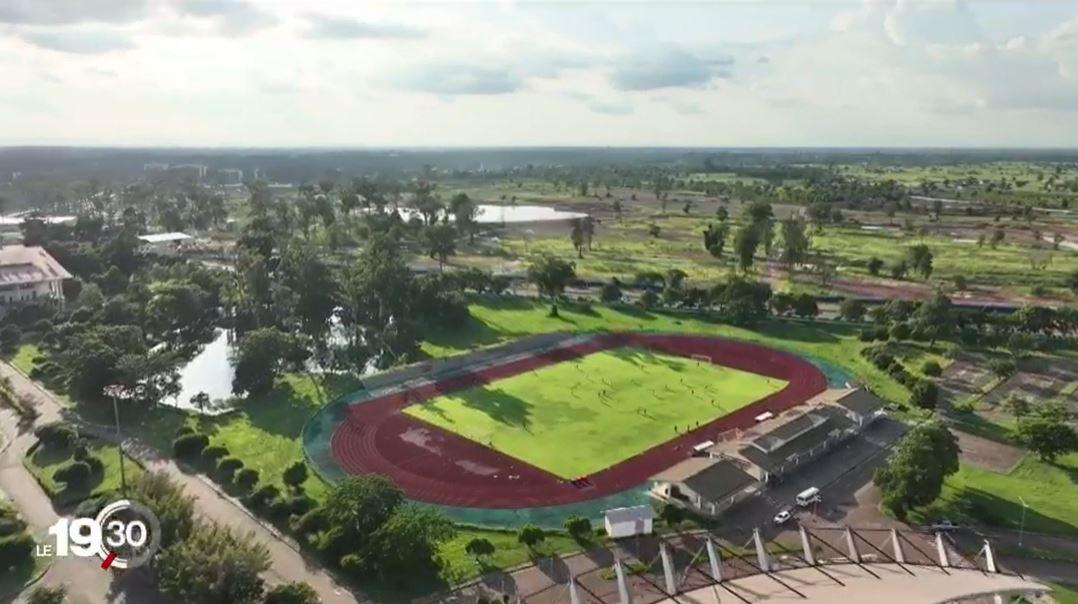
404, 346, 786, 478
25, 439, 143, 505
913, 452, 1078, 536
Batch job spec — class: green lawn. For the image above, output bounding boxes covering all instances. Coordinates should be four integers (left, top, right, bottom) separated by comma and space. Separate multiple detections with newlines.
143, 373, 362, 499
405, 346, 786, 478
25, 440, 143, 505
914, 452, 1078, 536
439, 528, 583, 584
6, 343, 40, 374
1050, 583, 1078, 604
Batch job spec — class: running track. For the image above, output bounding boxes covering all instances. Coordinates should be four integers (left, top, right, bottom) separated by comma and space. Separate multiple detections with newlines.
330, 333, 827, 508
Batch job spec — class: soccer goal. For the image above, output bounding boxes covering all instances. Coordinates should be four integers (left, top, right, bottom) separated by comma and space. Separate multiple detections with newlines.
690, 353, 712, 365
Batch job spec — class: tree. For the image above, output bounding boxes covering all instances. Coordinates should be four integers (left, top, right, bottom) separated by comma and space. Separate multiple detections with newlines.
423, 224, 457, 271
278, 244, 338, 338
464, 537, 496, 561
154, 522, 270, 604
890, 259, 908, 280
867, 256, 884, 277
792, 293, 818, 318
564, 515, 592, 540
570, 219, 586, 258
526, 255, 576, 297
647, 224, 661, 238
231, 328, 309, 396
906, 244, 934, 280
599, 279, 622, 303
910, 380, 939, 409
659, 503, 684, 526
448, 193, 479, 242
734, 223, 761, 273
517, 523, 545, 550
873, 421, 959, 518
190, 391, 210, 414
779, 218, 810, 269
711, 278, 771, 325
990, 227, 1005, 248
989, 358, 1017, 379
263, 583, 320, 604
1016, 402, 1077, 463
1004, 395, 1031, 418
322, 475, 404, 557
838, 298, 867, 322
703, 223, 729, 259
365, 505, 455, 581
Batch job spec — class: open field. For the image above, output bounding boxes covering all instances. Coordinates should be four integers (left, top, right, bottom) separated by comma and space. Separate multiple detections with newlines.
914, 452, 1078, 536
404, 346, 785, 478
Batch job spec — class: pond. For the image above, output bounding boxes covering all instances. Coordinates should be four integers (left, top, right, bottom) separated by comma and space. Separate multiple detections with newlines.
388, 204, 587, 225
166, 329, 236, 415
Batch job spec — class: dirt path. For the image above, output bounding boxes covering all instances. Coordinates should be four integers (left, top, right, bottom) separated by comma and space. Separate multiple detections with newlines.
0, 361, 362, 604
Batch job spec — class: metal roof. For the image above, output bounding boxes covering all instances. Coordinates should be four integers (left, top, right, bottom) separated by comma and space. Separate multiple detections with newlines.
138, 232, 192, 244
604, 505, 654, 524
0, 245, 72, 285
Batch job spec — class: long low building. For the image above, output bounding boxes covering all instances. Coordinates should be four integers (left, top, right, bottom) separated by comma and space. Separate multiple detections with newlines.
651, 387, 887, 516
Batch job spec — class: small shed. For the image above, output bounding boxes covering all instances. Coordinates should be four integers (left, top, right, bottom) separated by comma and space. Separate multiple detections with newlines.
603, 505, 654, 539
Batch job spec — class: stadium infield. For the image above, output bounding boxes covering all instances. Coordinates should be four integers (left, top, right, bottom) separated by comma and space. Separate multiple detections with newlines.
327, 332, 827, 508
403, 346, 787, 479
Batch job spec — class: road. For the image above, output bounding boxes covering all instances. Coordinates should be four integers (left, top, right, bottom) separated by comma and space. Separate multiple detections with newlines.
0, 361, 362, 604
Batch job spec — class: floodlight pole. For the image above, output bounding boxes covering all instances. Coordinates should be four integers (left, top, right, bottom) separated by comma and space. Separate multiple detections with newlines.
1018, 496, 1028, 548
106, 385, 128, 496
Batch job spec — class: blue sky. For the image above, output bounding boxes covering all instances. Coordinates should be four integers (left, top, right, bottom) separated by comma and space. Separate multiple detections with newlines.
0, 0, 1076, 147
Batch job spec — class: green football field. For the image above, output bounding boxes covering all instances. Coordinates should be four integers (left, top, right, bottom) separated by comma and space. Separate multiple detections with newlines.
403, 346, 787, 478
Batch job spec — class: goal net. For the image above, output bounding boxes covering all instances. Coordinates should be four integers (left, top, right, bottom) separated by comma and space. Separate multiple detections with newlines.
690, 353, 712, 365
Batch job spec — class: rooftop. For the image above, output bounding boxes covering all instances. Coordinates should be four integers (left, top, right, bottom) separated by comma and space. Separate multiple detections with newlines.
738, 406, 854, 473
0, 245, 72, 285
834, 388, 887, 418
138, 232, 192, 244
604, 505, 653, 524
653, 457, 759, 502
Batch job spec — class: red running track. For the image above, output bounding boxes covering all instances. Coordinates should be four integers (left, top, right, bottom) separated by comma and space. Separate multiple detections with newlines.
329, 333, 827, 508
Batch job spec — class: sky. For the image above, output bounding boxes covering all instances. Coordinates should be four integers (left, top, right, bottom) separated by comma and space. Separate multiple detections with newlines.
1, 0, 1077, 148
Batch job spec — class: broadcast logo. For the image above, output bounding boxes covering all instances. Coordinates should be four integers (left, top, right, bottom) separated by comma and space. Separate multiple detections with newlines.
38, 499, 161, 570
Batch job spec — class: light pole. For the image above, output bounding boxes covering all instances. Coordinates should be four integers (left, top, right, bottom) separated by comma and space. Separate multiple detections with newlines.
1018, 496, 1028, 548
103, 384, 128, 496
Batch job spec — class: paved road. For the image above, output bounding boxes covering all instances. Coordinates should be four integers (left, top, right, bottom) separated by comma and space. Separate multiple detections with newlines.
0, 361, 362, 604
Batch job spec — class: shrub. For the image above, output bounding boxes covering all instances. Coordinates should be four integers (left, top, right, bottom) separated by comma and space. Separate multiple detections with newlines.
200, 445, 229, 466
340, 553, 365, 577
32, 319, 53, 334
73, 443, 90, 462
55, 461, 93, 490
268, 497, 294, 521
282, 461, 308, 490
564, 515, 592, 540
245, 484, 280, 510
216, 457, 244, 481
517, 523, 545, 548
889, 322, 912, 341
285, 494, 316, 516
172, 433, 209, 459
0, 532, 34, 567
922, 360, 942, 377
910, 380, 939, 410
264, 582, 321, 604
83, 454, 104, 475
73, 495, 109, 519
34, 422, 77, 449
291, 507, 329, 536
175, 425, 196, 437
234, 468, 259, 491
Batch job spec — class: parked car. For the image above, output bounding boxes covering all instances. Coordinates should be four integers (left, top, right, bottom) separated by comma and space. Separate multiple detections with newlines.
929, 519, 959, 532
773, 509, 793, 525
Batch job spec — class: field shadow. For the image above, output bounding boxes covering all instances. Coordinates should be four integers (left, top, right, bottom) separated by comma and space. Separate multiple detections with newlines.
921, 487, 1077, 536
424, 313, 507, 352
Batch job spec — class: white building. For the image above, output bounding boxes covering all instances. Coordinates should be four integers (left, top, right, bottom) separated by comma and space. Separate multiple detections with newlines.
0, 245, 71, 306
138, 232, 194, 256
603, 505, 654, 539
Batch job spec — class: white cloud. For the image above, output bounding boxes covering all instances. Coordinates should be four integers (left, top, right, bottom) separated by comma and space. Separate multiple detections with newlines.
15, 29, 135, 54
301, 13, 425, 40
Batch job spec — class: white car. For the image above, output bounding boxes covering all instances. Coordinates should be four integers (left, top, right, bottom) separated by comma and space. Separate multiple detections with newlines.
930, 519, 959, 532
773, 509, 793, 525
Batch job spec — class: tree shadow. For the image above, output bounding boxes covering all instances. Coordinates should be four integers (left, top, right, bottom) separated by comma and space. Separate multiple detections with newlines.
459, 386, 534, 430
423, 313, 507, 353
238, 373, 362, 439
920, 487, 1077, 536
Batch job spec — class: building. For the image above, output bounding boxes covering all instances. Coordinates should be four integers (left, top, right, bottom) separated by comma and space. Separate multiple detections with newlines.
603, 505, 653, 539
651, 387, 887, 514
0, 245, 71, 307
138, 232, 193, 256
216, 168, 244, 185
651, 457, 760, 516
